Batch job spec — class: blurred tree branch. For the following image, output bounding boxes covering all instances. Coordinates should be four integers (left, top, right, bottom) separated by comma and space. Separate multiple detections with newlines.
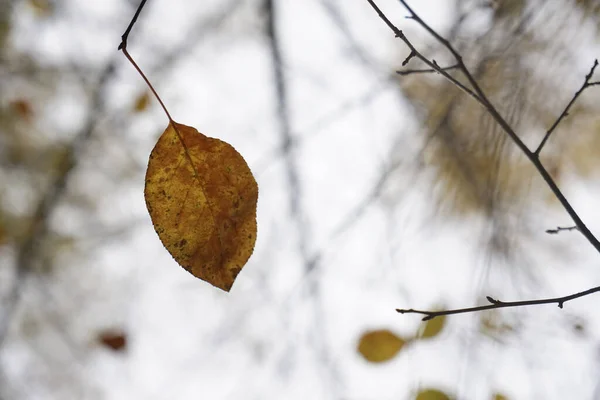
0, 61, 116, 346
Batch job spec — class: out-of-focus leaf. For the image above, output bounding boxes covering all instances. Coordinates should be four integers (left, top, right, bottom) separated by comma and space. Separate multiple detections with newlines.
97, 330, 127, 352
145, 122, 258, 292
11, 99, 33, 121
133, 92, 151, 112
357, 329, 406, 363
492, 393, 509, 400
415, 388, 450, 400
479, 311, 516, 342
420, 314, 446, 339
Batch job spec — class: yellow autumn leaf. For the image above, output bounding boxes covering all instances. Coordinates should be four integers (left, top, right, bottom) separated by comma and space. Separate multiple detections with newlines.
145, 122, 258, 291
415, 388, 451, 400
492, 393, 509, 400
133, 92, 151, 112
420, 314, 446, 339
357, 329, 406, 363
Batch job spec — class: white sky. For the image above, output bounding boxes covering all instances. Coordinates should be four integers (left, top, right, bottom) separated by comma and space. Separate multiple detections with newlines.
3, 1, 600, 399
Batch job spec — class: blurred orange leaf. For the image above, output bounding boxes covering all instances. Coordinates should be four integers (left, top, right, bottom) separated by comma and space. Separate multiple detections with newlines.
415, 388, 450, 400
11, 99, 33, 121
98, 330, 127, 352
357, 329, 406, 363
145, 122, 258, 291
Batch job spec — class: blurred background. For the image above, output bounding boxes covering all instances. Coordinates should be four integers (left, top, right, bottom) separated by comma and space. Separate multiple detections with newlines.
1, 0, 600, 399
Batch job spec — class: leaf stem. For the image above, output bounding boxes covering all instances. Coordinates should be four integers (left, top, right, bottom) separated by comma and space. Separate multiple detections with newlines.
122, 48, 174, 123
118, 0, 174, 123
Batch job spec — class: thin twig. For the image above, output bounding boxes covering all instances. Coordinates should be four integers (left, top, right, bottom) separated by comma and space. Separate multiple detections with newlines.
397, 286, 600, 321
546, 225, 579, 235
365, 0, 483, 105
535, 59, 599, 155
121, 48, 173, 122
397, 64, 459, 76
118, 0, 147, 50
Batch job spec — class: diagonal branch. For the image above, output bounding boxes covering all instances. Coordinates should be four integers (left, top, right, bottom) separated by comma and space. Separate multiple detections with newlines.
366, 0, 600, 254
365, 0, 483, 105
364, 0, 600, 318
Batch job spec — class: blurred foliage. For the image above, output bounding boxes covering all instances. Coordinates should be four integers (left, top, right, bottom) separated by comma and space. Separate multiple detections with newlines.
27, 0, 54, 17
415, 388, 451, 400
479, 309, 518, 343
133, 91, 151, 113
357, 329, 407, 363
420, 314, 446, 339
0, 1, 140, 397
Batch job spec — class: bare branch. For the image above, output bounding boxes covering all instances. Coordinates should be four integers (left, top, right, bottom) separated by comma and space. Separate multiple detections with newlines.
397, 286, 600, 321
118, 0, 147, 50
365, 0, 600, 255
397, 64, 459, 76
365, 0, 483, 105
535, 59, 599, 155
546, 225, 579, 235
364, 0, 600, 318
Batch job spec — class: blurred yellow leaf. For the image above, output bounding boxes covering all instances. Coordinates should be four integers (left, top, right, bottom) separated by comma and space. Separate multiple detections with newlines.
421, 314, 446, 339
492, 393, 509, 400
357, 329, 406, 363
415, 388, 450, 400
145, 122, 258, 291
133, 92, 151, 112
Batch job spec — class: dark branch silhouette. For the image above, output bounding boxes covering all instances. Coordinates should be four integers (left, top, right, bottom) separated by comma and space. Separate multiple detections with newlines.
118, 0, 147, 50
365, 0, 600, 319
396, 64, 459, 76
546, 226, 579, 235
398, 286, 600, 321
